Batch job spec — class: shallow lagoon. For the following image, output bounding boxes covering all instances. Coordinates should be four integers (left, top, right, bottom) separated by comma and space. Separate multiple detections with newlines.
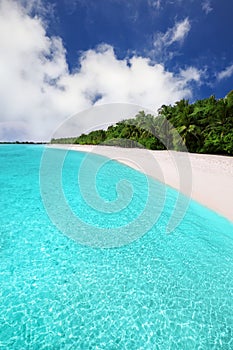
1, 145, 233, 349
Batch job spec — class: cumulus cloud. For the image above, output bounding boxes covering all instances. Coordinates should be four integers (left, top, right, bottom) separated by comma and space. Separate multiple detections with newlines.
217, 64, 233, 81
0, 1, 200, 141
202, 0, 213, 15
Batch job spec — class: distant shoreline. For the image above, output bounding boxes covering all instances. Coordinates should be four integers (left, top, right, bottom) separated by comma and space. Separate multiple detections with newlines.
47, 144, 233, 223
0, 142, 47, 145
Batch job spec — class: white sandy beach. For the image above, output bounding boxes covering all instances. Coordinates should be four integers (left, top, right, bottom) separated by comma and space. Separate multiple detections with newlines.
49, 144, 233, 222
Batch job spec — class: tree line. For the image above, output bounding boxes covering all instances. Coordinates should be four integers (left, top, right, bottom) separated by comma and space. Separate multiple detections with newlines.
51, 90, 233, 155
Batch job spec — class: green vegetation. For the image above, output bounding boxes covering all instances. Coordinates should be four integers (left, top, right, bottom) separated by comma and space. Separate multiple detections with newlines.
50, 137, 77, 144
51, 90, 233, 155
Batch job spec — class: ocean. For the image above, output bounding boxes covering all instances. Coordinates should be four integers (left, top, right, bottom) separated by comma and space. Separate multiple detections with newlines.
1, 145, 233, 349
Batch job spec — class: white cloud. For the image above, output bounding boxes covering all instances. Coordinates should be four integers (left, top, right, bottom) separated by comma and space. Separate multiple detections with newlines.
0, 1, 200, 141
202, 0, 213, 15
180, 67, 202, 82
217, 64, 233, 81
148, 0, 161, 10
171, 18, 191, 43
154, 17, 191, 52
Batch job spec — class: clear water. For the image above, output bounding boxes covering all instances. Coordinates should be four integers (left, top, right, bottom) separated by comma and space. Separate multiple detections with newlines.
1, 145, 233, 349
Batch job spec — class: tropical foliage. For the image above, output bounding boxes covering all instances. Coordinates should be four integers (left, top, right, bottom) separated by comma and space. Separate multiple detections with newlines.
51, 90, 233, 155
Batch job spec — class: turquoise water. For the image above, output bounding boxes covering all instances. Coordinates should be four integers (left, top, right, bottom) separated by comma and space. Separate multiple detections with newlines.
1, 145, 233, 349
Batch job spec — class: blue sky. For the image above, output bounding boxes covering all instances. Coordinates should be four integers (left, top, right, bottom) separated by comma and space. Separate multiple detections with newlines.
0, 0, 233, 140
45, 0, 233, 98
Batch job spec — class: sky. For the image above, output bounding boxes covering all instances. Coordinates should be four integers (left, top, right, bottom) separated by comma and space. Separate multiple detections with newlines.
0, 0, 233, 141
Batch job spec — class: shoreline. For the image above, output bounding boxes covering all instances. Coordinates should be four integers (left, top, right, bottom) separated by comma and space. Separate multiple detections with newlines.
48, 144, 233, 223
